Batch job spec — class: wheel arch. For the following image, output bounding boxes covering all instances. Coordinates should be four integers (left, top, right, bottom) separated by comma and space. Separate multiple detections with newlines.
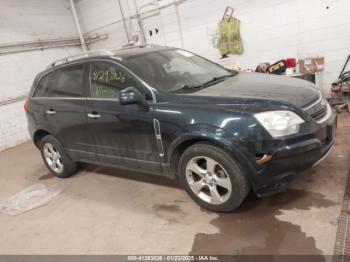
168, 132, 255, 179
33, 129, 51, 148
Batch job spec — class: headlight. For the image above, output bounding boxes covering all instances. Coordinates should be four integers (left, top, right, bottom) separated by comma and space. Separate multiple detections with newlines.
254, 111, 304, 138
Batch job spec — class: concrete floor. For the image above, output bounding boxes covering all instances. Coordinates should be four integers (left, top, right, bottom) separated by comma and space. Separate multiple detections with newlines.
0, 114, 349, 255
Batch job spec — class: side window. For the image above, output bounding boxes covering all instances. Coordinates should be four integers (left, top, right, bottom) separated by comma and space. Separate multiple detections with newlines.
51, 64, 84, 97
33, 74, 53, 97
90, 62, 150, 100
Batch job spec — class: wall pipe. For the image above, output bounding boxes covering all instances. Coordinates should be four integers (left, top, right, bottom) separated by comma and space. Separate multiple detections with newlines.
118, 0, 131, 41
175, 1, 185, 48
135, 0, 186, 46
86, 0, 187, 36
0, 37, 84, 48
0, 35, 102, 50
0, 96, 27, 107
86, 19, 123, 34
133, 0, 147, 44
132, 0, 186, 19
0, 42, 80, 55
0, 35, 107, 55
69, 0, 87, 52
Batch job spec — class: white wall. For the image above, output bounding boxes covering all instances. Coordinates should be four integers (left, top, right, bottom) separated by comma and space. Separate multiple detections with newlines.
77, 0, 350, 96
0, 0, 81, 151
0, 101, 30, 151
173, 0, 350, 96
75, 0, 128, 49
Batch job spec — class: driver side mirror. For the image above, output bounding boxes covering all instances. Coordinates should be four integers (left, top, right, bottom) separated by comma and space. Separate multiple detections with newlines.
120, 87, 146, 106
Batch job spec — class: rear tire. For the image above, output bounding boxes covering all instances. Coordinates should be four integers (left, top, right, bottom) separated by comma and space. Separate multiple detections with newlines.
39, 135, 77, 178
178, 142, 250, 212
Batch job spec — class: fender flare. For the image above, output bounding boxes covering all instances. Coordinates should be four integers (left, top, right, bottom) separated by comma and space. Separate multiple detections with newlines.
32, 126, 66, 148
166, 124, 256, 177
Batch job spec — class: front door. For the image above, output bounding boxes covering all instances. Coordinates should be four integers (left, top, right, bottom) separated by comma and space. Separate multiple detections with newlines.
86, 61, 161, 172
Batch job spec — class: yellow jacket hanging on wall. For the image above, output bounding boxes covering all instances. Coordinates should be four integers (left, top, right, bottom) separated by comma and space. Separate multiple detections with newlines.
218, 17, 243, 56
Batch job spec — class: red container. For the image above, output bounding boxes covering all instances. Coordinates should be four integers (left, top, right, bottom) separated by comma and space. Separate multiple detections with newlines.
286, 58, 297, 68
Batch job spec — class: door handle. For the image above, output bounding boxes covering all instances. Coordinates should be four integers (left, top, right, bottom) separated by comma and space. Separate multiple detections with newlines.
46, 109, 56, 115
87, 112, 101, 119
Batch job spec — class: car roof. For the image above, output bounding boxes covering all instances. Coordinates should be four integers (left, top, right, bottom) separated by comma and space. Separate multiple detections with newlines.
112, 45, 173, 59
35, 45, 174, 80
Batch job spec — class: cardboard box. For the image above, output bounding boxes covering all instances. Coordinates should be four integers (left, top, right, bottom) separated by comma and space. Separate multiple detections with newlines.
299, 57, 324, 74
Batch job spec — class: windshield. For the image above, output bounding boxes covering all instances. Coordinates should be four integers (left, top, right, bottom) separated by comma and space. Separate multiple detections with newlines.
125, 49, 235, 93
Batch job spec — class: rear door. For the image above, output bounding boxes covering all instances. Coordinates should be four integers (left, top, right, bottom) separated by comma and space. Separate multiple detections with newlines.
86, 60, 161, 172
35, 63, 97, 162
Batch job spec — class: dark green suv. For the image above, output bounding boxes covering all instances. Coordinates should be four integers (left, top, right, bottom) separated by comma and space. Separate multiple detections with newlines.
25, 46, 336, 212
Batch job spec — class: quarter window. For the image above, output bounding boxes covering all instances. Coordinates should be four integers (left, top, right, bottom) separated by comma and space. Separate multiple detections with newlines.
51, 64, 84, 97
33, 74, 53, 97
90, 62, 149, 100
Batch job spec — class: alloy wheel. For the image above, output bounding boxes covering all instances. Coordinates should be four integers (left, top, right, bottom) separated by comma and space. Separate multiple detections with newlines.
43, 142, 64, 173
185, 156, 232, 205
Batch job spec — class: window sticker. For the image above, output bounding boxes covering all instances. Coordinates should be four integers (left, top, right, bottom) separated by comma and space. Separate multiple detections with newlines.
91, 70, 126, 84
176, 50, 194, 57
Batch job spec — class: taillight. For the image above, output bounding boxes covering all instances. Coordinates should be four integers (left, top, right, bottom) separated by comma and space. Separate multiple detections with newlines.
24, 100, 30, 113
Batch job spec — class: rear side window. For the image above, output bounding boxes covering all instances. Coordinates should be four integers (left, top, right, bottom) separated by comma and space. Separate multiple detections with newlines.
51, 64, 84, 97
33, 74, 53, 97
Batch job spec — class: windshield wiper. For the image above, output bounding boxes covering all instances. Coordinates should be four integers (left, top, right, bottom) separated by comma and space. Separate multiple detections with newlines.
179, 84, 203, 90
178, 72, 238, 91
200, 72, 237, 87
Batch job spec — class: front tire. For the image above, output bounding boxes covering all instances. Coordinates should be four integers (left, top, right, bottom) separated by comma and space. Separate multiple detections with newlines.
40, 135, 77, 178
178, 142, 250, 212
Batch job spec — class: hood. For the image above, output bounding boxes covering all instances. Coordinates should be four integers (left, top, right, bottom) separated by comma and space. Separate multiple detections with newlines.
190, 72, 320, 108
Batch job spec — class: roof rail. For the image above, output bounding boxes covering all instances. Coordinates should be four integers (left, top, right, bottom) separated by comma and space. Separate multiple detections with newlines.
119, 44, 163, 50
47, 50, 114, 68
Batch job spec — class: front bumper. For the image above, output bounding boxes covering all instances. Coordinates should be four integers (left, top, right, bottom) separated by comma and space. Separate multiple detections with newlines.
249, 109, 337, 197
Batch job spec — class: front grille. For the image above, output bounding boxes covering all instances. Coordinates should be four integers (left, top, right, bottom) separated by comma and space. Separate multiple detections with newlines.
303, 94, 320, 108
311, 106, 327, 121
303, 94, 328, 122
